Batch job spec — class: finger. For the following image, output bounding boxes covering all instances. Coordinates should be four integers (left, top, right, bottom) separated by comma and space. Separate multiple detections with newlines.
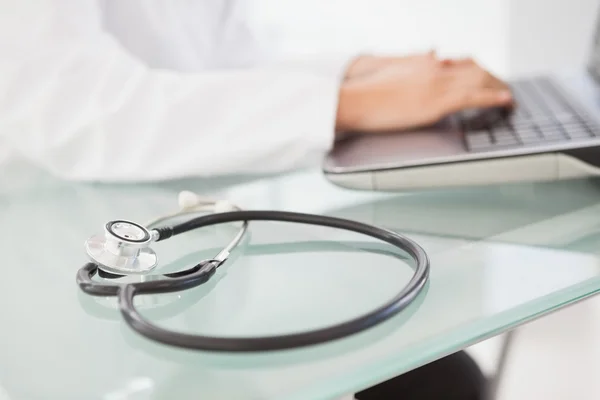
425, 49, 437, 59
452, 62, 511, 93
389, 51, 438, 65
441, 57, 476, 67
480, 69, 509, 91
401, 49, 438, 61
459, 89, 513, 110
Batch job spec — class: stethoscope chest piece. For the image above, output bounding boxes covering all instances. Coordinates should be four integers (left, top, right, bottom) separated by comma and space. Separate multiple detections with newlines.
85, 220, 158, 275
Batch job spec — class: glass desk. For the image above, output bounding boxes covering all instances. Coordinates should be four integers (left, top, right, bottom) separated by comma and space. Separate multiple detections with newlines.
2, 163, 600, 400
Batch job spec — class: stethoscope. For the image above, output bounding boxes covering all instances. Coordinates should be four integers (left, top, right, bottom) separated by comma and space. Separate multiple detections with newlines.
76, 190, 430, 352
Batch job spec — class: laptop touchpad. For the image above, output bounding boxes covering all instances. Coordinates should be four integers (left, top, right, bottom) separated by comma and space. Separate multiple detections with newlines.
327, 120, 466, 170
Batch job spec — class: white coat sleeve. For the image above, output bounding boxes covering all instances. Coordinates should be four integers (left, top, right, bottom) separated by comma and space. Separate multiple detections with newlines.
0, 1, 354, 182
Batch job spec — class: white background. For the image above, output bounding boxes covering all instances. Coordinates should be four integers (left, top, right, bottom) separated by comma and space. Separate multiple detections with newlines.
245, 0, 599, 78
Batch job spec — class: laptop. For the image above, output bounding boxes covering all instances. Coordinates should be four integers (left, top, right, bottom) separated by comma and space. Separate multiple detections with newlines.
323, 13, 600, 191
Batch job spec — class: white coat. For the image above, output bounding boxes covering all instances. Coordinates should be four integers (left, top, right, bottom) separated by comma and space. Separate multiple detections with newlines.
0, 1, 353, 181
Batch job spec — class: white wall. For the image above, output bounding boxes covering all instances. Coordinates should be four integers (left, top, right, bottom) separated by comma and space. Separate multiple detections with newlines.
249, 0, 510, 75
507, 0, 599, 77
246, 0, 599, 78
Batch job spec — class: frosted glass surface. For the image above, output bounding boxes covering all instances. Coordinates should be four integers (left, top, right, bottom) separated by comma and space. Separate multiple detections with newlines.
2, 166, 600, 400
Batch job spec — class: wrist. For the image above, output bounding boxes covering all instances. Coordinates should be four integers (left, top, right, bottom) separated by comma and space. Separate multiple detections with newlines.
335, 82, 364, 137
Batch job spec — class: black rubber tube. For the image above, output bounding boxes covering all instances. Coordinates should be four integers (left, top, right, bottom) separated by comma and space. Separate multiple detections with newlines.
76, 260, 217, 297
79, 210, 430, 352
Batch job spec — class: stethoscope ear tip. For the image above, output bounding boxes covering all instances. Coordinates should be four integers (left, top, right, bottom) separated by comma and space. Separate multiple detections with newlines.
178, 190, 203, 209
177, 190, 237, 212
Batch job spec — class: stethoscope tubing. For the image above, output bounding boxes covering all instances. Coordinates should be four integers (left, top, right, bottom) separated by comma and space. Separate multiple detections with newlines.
77, 210, 430, 352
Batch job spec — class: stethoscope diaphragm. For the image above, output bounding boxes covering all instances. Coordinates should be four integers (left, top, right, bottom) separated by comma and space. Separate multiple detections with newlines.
85, 220, 158, 275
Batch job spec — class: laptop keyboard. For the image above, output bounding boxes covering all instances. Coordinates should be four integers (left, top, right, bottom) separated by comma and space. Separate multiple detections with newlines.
461, 77, 600, 152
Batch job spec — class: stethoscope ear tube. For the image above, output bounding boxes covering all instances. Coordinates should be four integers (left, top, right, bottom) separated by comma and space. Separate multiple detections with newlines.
77, 210, 430, 352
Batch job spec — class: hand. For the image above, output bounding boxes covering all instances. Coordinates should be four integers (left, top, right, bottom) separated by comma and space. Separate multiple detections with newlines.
336, 54, 513, 136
